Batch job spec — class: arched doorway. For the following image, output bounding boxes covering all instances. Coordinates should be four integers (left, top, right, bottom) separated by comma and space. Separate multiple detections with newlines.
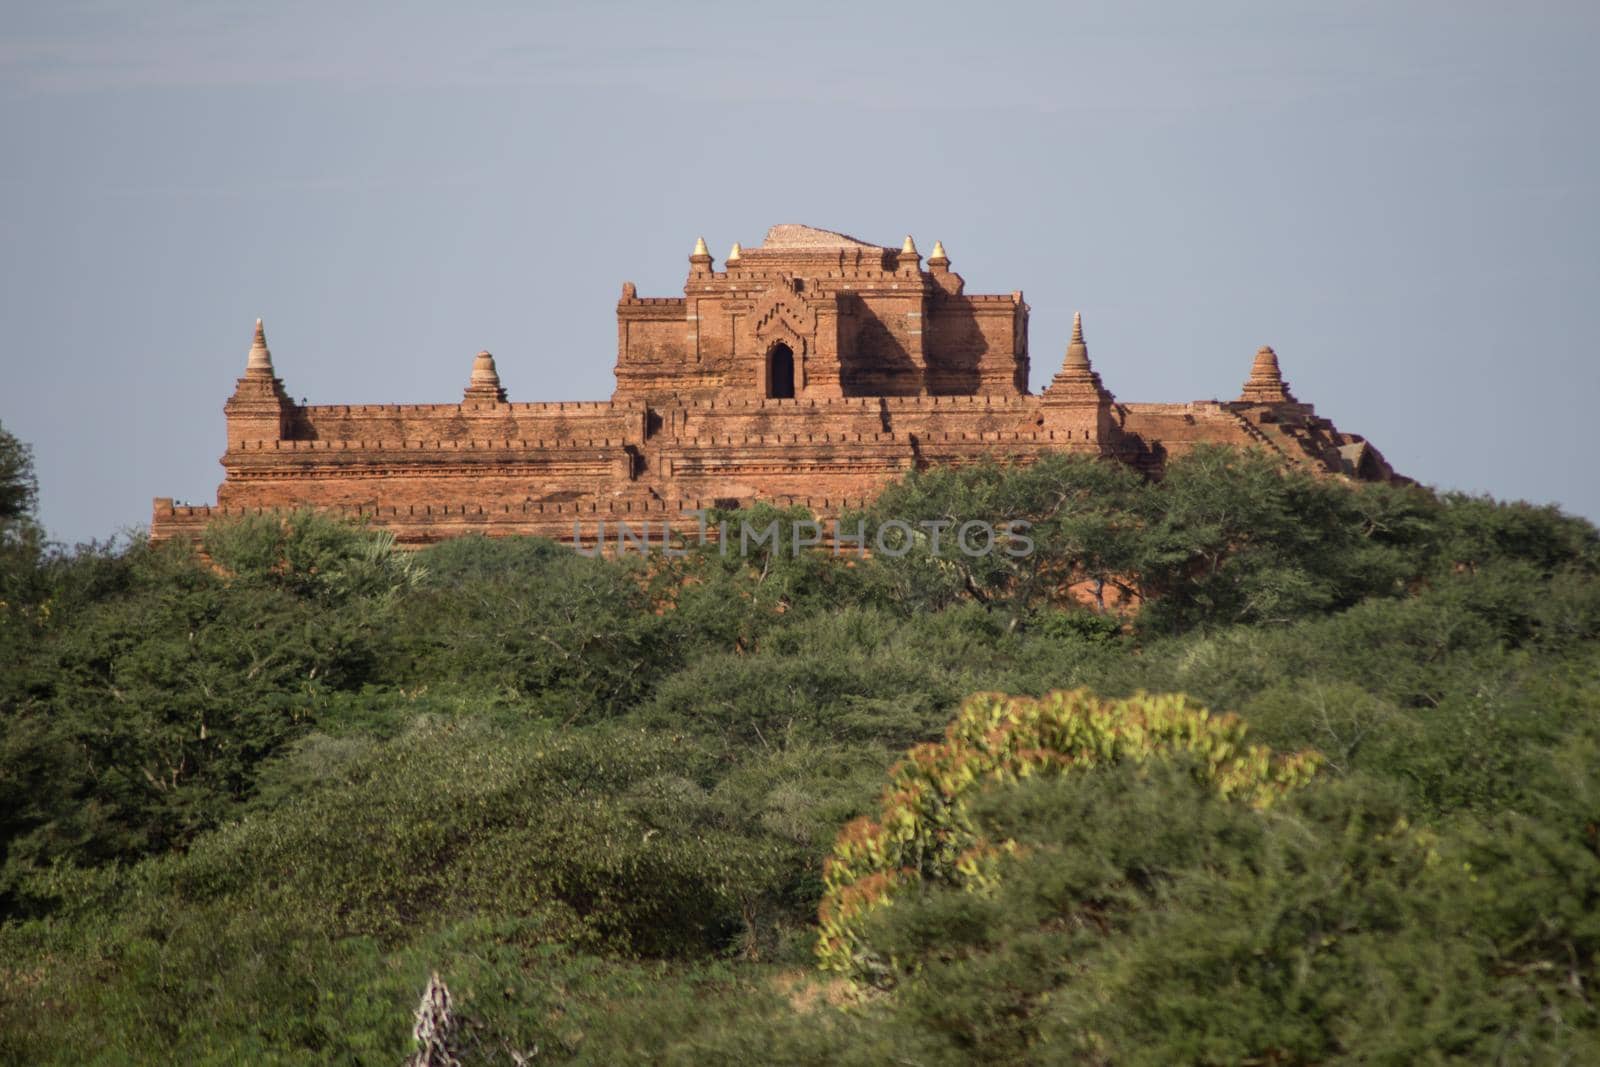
766, 342, 795, 398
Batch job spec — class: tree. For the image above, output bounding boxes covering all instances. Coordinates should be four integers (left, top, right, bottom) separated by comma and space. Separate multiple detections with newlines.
857, 453, 1150, 623
0, 420, 45, 657
0, 420, 38, 533
816, 687, 1321, 984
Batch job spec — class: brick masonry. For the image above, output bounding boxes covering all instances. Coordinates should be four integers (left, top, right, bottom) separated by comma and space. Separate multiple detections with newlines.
150, 225, 1403, 546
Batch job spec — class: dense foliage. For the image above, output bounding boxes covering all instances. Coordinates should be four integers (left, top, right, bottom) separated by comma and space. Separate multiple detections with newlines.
817, 689, 1321, 983
1, 421, 1597, 1063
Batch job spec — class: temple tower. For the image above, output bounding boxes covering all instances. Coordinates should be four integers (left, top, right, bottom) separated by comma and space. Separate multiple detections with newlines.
1040, 312, 1115, 444
612, 225, 1029, 403
1238, 345, 1298, 405
224, 318, 295, 448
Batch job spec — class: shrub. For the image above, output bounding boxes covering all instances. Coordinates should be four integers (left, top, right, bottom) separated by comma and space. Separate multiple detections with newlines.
203, 510, 425, 604
385, 546, 671, 716
816, 688, 1320, 983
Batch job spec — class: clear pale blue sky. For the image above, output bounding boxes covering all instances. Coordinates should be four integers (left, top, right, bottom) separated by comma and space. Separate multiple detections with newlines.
2, 1, 1597, 544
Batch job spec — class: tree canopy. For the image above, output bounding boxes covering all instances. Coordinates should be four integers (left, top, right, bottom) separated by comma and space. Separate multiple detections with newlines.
0, 428, 1597, 1064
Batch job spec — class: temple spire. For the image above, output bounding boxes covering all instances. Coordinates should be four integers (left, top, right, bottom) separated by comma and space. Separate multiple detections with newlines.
727, 241, 742, 264
1043, 311, 1112, 405
689, 235, 713, 276
464, 349, 507, 403
226, 316, 293, 447
1063, 311, 1089, 370
245, 318, 274, 375
896, 234, 920, 274
1238, 345, 1296, 404
926, 240, 957, 286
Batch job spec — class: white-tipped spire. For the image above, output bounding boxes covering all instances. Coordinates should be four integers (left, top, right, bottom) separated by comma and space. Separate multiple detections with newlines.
692, 235, 710, 258
930, 239, 947, 261
245, 318, 273, 374
727, 241, 742, 263
901, 234, 917, 256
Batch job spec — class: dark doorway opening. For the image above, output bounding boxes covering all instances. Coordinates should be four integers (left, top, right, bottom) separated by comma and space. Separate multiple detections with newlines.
767, 343, 795, 398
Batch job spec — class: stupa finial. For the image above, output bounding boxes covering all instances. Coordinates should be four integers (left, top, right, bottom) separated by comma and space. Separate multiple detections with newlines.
464, 349, 507, 403
1043, 310, 1111, 405
245, 317, 274, 374
689, 235, 713, 275
1063, 312, 1090, 369
1239, 345, 1296, 404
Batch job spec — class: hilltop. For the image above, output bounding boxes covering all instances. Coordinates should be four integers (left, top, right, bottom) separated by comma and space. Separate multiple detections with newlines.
2, 420, 1598, 1064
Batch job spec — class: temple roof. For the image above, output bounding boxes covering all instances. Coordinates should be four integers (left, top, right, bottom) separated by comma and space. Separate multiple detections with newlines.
760, 224, 885, 250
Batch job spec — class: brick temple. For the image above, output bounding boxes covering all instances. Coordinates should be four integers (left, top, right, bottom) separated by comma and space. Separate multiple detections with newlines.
149, 224, 1400, 546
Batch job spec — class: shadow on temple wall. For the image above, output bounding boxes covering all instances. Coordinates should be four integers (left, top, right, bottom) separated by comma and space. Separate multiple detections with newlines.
287, 409, 319, 440
924, 300, 985, 396
840, 299, 920, 397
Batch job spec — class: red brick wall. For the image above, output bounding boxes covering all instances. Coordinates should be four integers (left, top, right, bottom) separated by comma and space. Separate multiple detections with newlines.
151, 231, 1401, 547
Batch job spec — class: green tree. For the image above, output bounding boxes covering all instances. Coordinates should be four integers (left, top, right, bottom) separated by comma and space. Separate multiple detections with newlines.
1133, 446, 1431, 632
653, 502, 872, 655
858, 452, 1150, 623
817, 688, 1320, 983
390, 537, 674, 716
0, 419, 38, 533
0, 420, 44, 623
203, 510, 426, 604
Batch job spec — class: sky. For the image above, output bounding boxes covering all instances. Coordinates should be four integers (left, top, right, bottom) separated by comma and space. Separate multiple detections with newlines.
2, 0, 1597, 544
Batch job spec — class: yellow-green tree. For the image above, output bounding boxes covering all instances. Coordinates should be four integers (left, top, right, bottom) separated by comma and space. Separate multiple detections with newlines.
817, 688, 1321, 983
